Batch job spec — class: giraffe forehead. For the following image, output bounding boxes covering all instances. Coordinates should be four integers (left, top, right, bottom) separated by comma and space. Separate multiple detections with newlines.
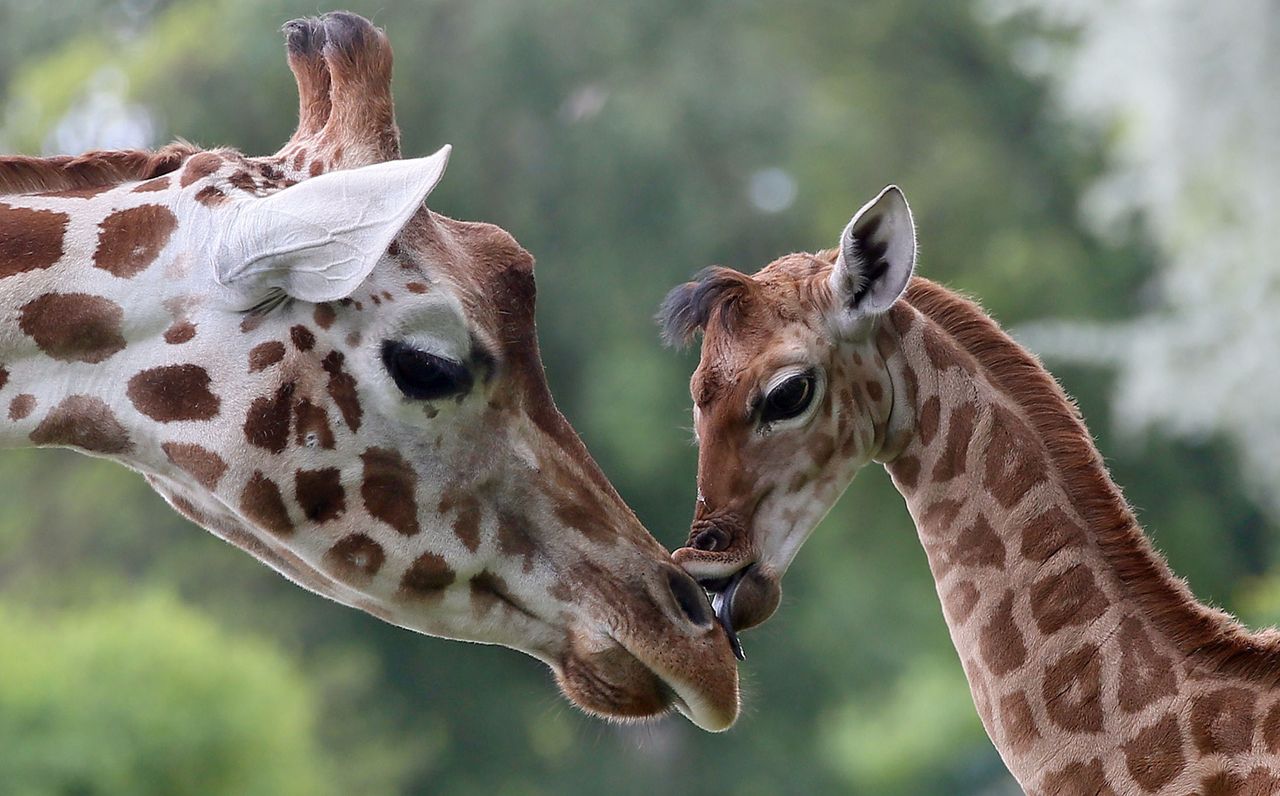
693, 321, 830, 410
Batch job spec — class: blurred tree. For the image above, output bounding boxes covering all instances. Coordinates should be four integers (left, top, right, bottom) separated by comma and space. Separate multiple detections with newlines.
0, 593, 328, 796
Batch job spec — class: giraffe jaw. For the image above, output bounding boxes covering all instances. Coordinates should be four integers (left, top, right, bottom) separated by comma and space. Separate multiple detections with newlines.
554, 631, 740, 732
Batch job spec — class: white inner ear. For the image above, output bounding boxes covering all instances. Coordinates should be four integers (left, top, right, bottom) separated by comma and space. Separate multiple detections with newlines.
214, 145, 452, 307
831, 185, 916, 322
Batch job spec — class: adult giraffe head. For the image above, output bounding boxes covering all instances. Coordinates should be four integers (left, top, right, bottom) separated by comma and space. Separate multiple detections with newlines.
0, 12, 738, 730
659, 186, 916, 642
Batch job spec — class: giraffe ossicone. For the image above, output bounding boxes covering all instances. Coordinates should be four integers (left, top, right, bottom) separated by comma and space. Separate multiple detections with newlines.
0, 11, 740, 731
663, 184, 1280, 788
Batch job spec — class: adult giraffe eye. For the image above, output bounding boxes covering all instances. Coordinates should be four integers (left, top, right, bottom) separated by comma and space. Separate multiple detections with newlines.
761, 372, 816, 424
381, 340, 473, 401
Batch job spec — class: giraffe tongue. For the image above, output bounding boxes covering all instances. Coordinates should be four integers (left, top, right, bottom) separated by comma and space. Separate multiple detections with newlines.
711, 573, 747, 661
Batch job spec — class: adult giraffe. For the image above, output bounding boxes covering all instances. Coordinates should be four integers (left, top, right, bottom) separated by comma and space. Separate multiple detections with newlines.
0, 12, 739, 731
660, 186, 1280, 788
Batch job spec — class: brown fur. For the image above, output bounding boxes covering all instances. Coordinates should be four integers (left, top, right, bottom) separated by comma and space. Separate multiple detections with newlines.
902, 277, 1280, 686
0, 143, 199, 197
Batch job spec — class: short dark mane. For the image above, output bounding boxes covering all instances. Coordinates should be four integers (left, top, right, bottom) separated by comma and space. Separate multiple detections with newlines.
0, 142, 201, 197
905, 276, 1280, 685
657, 266, 756, 347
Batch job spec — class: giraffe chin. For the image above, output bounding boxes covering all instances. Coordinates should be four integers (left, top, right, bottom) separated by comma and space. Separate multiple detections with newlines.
554, 632, 740, 732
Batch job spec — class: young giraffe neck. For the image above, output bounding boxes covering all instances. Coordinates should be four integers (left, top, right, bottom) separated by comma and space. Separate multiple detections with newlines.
876, 278, 1280, 794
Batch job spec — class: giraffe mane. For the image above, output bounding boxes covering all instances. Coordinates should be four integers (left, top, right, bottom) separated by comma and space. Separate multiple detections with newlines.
0, 141, 202, 197
657, 266, 759, 347
904, 276, 1280, 686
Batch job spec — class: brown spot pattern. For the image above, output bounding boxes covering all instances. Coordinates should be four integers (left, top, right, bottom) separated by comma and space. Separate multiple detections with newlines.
949, 513, 1005, 571
313, 303, 336, 329
1123, 713, 1185, 792
94, 205, 178, 278
194, 186, 228, 206
295, 467, 345, 523
1190, 687, 1257, 755
440, 492, 482, 552
943, 580, 980, 625
240, 472, 293, 537
325, 533, 385, 583
1202, 769, 1280, 796
890, 455, 920, 492
998, 691, 1040, 753
180, 152, 222, 186
922, 323, 958, 371
497, 508, 538, 572
400, 552, 456, 598
1020, 506, 1087, 563
1042, 644, 1104, 733
8, 393, 35, 420
133, 176, 170, 192
322, 351, 362, 432
406, 282, 428, 294
127, 364, 219, 422
290, 325, 315, 351
0, 203, 68, 278
931, 403, 976, 482
551, 475, 615, 544
917, 396, 940, 446
983, 405, 1046, 507
1028, 563, 1108, 635
1117, 617, 1177, 713
978, 590, 1026, 676
161, 442, 227, 489
918, 498, 963, 535
18, 292, 126, 363
1038, 759, 1115, 796
294, 398, 335, 449
29, 395, 131, 454
244, 383, 295, 453
360, 448, 420, 536
163, 320, 196, 344
248, 340, 286, 372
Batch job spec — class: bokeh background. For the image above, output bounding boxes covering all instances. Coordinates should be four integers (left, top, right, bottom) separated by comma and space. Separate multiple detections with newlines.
1, 1, 1276, 793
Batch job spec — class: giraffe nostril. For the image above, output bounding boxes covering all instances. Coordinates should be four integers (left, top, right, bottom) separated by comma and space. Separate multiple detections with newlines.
665, 568, 713, 629
691, 527, 729, 552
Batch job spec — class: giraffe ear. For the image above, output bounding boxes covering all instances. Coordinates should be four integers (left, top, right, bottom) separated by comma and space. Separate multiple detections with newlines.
215, 145, 451, 306
829, 185, 915, 333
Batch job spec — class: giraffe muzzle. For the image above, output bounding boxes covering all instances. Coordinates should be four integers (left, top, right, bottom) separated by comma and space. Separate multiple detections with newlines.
700, 562, 782, 648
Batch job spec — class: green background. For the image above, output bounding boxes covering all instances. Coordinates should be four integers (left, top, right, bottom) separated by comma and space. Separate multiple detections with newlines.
0, 1, 1271, 793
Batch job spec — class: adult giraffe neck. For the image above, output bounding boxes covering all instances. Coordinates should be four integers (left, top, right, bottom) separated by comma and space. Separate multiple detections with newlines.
877, 278, 1280, 793
0, 181, 189, 453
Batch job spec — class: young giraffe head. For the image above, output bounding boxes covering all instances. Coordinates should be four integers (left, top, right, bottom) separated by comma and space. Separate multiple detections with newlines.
659, 186, 915, 640
0, 12, 739, 730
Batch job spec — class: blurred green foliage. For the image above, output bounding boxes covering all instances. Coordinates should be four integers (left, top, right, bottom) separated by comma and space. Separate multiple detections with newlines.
0, 593, 327, 796
0, 0, 1274, 793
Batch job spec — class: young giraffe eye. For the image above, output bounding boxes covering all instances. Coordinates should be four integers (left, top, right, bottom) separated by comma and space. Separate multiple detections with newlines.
381, 340, 473, 401
761, 372, 816, 425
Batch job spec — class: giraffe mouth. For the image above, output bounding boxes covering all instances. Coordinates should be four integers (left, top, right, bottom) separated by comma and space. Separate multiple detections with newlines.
698, 563, 782, 642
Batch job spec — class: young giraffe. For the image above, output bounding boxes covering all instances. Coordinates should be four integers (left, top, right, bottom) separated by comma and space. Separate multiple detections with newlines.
0, 12, 740, 731
660, 186, 1280, 790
